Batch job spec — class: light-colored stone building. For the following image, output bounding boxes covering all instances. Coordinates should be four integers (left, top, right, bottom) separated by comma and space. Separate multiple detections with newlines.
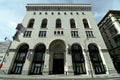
98, 10, 120, 73
0, 4, 119, 80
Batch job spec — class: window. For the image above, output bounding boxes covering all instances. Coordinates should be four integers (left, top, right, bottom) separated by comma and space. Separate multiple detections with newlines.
113, 35, 120, 46
88, 44, 106, 74
23, 31, 32, 37
10, 44, 29, 74
86, 31, 94, 38
39, 31, 46, 37
33, 12, 36, 15
76, 12, 79, 15
83, 19, 90, 28
27, 19, 35, 28
70, 19, 76, 28
54, 31, 64, 36
109, 25, 117, 36
41, 18, 47, 28
29, 44, 46, 75
70, 12, 73, 15
58, 12, 60, 15
51, 12, 54, 15
71, 44, 86, 75
64, 12, 66, 15
56, 19, 61, 28
39, 12, 41, 15
71, 31, 79, 38
45, 12, 47, 15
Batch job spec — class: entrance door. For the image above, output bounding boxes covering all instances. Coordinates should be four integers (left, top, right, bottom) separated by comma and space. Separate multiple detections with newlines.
53, 59, 64, 74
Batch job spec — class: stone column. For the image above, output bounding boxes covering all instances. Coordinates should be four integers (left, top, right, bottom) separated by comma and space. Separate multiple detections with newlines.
66, 49, 74, 75
22, 50, 34, 75
43, 49, 50, 75
84, 49, 94, 77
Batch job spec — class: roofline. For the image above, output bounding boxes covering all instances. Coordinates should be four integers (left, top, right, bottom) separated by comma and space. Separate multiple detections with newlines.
98, 10, 120, 26
27, 3, 91, 5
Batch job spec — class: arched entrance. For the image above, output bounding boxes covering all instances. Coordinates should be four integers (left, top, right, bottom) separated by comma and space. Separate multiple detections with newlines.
49, 40, 66, 74
88, 44, 106, 74
10, 44, 29, 74
71, 43, 86, 75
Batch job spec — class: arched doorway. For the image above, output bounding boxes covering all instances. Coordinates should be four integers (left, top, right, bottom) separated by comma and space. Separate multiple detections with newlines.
10, 44, 29, 74
29, 44, 46, 75
88, 44, 106, 74
49, 40, 66, 74
71, 44, 86, 75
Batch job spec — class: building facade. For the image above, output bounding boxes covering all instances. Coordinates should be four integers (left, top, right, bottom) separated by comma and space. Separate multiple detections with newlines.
0, 4, 119, 80
0, 40, 11, 69
98, 10, 120, 73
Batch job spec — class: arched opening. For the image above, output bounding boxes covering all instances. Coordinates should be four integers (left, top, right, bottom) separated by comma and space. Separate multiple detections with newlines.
56, 19, 61, 28
71, 44, 86, 75
70, 19, 76, 28
29, 44, 46, 75
88, 44, 106, 74
49, 40, 66, 74
10, 44, 29, 74
83, 19, 89, 28
27, 19, 35, 28
41, 18, 47, 28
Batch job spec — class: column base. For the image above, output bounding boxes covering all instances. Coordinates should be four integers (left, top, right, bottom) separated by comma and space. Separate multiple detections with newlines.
43, 68, 49, 75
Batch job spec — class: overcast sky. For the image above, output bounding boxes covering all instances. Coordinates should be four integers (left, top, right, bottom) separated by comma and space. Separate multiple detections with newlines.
0, 0, 120, 41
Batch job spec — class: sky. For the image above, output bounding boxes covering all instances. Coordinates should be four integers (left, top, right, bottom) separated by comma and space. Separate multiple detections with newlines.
0, 0, 120, 41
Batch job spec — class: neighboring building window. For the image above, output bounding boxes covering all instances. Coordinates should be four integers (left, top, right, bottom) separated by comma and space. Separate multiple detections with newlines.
113, 35, 120, 46
10, 44, 29, 74
54, 31, 64, 35
39, 31, 46, 37
88, 44, 106, 74
71, 44, 86, 75
23, 31, 32, 37
70, 19, 76, 28
109, 25, 117, 36
41, 18, 47, 28
86, 31, 94, 38
29, 44, 46, 75
83, 19, 90, 28
27, 19, 35, 28
56, 19, 61, 28
71, 31, 79, 38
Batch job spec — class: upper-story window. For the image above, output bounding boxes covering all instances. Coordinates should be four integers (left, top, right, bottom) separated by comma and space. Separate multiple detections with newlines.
41, 18, 47, 28
27, 19, 35, 28
56, 19, 61, 28
83, 19, 90, 28
70, 19, 76, 28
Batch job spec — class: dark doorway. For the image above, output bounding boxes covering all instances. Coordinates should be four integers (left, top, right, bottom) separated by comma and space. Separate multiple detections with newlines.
53, 59, 64, 74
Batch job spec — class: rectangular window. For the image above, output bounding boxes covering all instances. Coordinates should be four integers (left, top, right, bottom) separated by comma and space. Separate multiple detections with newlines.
54, 31, 64, 36
71, 31, 79, 38
23, 31, 32, 37
39, 31, 46, 37
86, 31, 94, 38
113, 35, 120, 46
109, 25, 117, 36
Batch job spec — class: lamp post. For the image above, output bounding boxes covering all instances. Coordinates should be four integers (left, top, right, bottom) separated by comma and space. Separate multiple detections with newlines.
84, 38, 94, 78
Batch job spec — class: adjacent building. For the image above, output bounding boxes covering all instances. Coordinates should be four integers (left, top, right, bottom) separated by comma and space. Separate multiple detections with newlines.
0, 4, 119, 80
98, 10, 120, 73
